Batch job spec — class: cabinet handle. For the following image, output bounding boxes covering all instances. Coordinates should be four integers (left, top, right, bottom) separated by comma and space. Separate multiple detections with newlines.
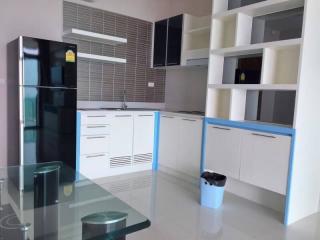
86, 154, 106, 158
87, 126, 108, 128
251, 133, 276, 139
86, 136, 107, 139
138, 114, 153, 117
182, 118, 197, 122
211, 126, 231, 131
87, 115, 107, 118
115, 115, 132, 118
161, 116, 174, 119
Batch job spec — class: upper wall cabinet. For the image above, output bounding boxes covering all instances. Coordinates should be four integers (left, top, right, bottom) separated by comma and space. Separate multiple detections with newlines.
153, 14, 211, 68
153, 19, 168, 67
153, 15, 183, 67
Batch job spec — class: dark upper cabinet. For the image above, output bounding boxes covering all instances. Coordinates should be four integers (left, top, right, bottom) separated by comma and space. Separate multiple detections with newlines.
153, 14, 183, 67
153, 19, 168, 67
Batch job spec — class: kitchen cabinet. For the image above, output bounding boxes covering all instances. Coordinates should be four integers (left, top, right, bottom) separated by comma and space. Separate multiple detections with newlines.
158, 114, 203, 178
133, 112, 155, 165
167, 15, 183, 66
205, 125, 242, 179
204, 122, 292, 195
153, 15, 183, 67
239, 130, 291, 194
153, 19, 168, 67
158, 115, 179, 169
176, 118, 202, 178
109, 113, 134, 168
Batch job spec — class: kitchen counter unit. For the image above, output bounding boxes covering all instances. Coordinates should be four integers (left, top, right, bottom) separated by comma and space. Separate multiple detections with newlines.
77, 110, 158, 179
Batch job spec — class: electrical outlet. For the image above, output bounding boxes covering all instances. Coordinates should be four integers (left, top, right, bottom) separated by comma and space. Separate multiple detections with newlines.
148, 82, 155, 88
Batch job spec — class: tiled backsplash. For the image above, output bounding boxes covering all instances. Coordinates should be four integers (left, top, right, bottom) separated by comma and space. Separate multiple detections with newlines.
63, 1, 166, 102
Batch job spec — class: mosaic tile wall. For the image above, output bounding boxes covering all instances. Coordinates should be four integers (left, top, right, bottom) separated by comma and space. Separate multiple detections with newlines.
63, 1, 166, 102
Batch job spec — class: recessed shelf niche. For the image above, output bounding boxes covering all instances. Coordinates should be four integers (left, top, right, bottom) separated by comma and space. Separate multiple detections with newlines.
245, 90, 296, 126
206, 89, 231, 119
251, 7, 304, 44
211, 16, 237, 49
223, 54, 263, 84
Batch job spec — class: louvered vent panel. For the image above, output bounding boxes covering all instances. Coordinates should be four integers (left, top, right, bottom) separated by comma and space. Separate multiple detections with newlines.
133, 153, 152, 165
110, 156, 132, 168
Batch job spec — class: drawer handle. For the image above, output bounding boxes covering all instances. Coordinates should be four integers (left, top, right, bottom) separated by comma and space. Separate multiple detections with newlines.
87, 126, 108, 128
138, 115, 153, 117
161, 116, 174, 119
211, 126, 231, 131
251, 133, 276, 139
87, 115, 107, 118
115, 115, 132, 117
182, 118, 196, 122
86, 154, 106, 158
86, 136, 107, 139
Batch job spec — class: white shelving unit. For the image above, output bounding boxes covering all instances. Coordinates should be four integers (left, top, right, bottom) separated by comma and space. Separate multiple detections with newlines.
181, 14, 211, 66
207, 0, 320, 226
78, 52, 126, 64
63, 28, 127, 45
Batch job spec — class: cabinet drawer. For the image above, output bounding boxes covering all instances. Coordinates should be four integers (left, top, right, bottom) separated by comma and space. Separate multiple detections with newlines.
239, 131, 291, 194
80, 135, 109, 155
81, 125, 110, 136
81, 113, 109, 125
80, 153, 109, 179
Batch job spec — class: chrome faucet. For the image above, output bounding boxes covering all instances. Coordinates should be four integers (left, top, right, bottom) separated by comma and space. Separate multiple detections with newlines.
121, 90, 128, 110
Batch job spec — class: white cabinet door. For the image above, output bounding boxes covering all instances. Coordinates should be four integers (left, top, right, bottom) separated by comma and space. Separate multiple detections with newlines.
158, 115, 179, 170
176, 117, 202, 178
205, 124, 242, 179
133, 112, 155, 165
80, 153, 109, 179
239, 131, 291, 195
109, 113, 134, 168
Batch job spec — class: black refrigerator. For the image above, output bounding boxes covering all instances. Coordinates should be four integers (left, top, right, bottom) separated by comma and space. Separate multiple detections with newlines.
7, 37, 77, 186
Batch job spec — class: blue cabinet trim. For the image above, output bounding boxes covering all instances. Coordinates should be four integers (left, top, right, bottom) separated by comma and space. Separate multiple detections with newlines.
153, 112, 160, 171
205, 118, 295, 136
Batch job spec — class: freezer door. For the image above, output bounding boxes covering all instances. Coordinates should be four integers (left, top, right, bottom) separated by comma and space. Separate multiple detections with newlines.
22, 37, 77, 88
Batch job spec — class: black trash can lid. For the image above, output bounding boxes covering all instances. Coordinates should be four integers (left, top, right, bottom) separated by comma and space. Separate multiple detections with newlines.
201, 172, 227, 187
81, 211, 128, 225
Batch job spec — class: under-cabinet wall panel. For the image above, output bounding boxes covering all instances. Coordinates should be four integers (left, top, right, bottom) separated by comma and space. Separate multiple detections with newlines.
63, 1, 166, 102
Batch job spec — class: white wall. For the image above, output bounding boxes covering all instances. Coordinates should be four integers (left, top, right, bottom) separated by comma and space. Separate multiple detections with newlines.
165, 68, 208, 112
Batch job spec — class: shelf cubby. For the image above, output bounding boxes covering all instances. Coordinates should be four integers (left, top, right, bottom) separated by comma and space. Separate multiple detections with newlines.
251, 7, 304, 44
245, 90, 296, 126
261, 45, 300, 85
213, 0, 305, 20
206, 89, 231, 119
211, 16, 237, 49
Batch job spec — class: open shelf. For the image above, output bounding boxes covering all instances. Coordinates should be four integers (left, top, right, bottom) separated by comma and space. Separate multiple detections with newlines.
245, 90, 296, 126
211, 16, 237, 49
251, 7, 303, 44
63, 28, 127, 46
206, 89, 231, 119
186, 26, 211, 35
261, 45, 300, 85
213, 0, 304, 20
211, 38, 301, 57
78, 53, 127, 64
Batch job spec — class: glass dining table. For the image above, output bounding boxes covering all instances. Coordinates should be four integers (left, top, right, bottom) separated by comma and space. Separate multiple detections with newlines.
0, 162, 151, 240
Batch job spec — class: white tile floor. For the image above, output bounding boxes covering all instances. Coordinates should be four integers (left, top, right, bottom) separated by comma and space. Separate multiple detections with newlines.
95, 171, 320, 240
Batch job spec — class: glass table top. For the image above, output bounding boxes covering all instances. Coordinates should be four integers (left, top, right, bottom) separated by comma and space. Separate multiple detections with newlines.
0, 162, 151, 240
